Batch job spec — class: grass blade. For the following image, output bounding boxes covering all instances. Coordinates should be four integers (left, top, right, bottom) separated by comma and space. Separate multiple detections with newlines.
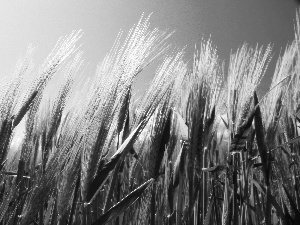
282, 184, 300, 222
87, 119, 146, 203
91, 178, 154, 225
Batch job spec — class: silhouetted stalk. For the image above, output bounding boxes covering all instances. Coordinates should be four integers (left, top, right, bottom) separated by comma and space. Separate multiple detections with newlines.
68, 174, 80, 225
202, 148, 208, 224
150, 182, 156, 225
232, 154, 238, 225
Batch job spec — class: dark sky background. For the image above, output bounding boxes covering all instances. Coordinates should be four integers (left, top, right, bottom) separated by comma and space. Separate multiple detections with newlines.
0, 1, 298, 95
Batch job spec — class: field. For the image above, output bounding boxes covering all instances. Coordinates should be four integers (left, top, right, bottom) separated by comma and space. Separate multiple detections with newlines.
0, 11, 300, 225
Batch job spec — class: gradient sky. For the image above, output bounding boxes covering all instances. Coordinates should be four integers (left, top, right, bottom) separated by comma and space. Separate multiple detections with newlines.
0, 1, 298, 95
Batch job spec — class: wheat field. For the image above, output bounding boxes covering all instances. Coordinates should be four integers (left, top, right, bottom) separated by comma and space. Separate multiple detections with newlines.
0, 11, 300, 225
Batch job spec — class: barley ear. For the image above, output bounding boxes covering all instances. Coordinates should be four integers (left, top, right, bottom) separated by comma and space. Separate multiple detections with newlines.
253, 91, 269, 182
230, 96, 256, 152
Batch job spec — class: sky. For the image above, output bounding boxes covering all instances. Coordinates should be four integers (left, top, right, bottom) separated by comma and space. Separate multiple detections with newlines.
0, 0, 298, 95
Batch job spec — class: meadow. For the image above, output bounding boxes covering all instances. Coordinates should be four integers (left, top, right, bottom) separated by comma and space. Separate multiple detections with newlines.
0, 11, 300, 225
